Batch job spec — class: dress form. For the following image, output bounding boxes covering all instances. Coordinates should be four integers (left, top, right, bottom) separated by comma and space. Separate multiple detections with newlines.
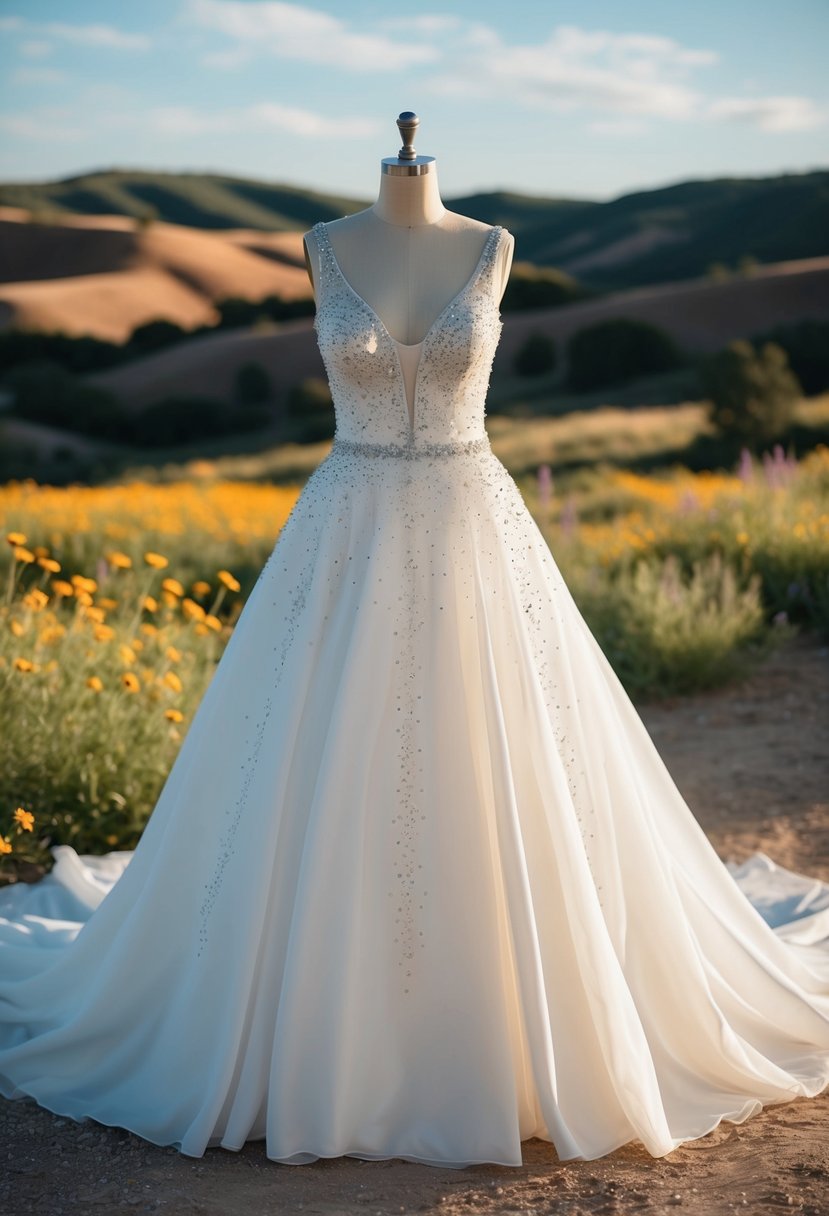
303, 112, 515, 428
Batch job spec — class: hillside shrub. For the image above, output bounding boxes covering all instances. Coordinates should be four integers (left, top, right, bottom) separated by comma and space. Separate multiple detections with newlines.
287, 377, 335, 441
501, 263, 586, 312
7, 360, 129, 440
132, 395, 270, 447
565, 318, 683, 391
235, 361, 272, 404
513, 332, 557, 377
751, 319, 829, 396
700, 339, 801, 453
130, 319, 190, 355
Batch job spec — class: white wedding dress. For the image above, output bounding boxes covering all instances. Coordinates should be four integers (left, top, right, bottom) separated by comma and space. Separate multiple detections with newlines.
1, 220, 828, 1168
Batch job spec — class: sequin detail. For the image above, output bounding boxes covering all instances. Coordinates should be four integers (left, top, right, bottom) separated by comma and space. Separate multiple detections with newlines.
332, 435, 492, 460
312, 220, 504, 448
196, 501, 324, 958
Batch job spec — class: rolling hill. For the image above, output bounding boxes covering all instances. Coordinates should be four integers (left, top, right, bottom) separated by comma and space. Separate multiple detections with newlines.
1, 166, 827, 292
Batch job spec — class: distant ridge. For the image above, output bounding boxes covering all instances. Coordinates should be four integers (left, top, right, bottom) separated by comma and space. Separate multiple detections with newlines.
1, 167, 827, 291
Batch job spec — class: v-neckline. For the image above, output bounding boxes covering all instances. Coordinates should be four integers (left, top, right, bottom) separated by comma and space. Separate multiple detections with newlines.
317, 221, 500, 351
315, 221, 501, 436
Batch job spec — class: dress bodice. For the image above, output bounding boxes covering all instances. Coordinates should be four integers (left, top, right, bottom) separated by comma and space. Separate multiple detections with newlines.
311, 221, 506, 452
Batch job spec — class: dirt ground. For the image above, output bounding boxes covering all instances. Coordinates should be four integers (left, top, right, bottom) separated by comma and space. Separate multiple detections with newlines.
1, 634, 827, 1216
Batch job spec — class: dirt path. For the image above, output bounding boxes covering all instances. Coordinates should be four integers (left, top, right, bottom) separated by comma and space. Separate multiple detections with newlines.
1, 635, 827, 1216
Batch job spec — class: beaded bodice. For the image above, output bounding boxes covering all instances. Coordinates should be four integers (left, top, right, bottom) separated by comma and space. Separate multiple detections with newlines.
311, 221, 505, 451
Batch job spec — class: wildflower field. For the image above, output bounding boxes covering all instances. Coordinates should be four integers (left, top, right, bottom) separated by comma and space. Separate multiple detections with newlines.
1, 444, 827, 872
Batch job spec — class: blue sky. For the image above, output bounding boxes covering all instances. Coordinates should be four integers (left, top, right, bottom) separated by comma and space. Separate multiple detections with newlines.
1, 0, 827, 202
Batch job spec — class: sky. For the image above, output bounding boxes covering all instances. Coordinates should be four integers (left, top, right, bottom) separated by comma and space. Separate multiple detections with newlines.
1, 0, 827, 204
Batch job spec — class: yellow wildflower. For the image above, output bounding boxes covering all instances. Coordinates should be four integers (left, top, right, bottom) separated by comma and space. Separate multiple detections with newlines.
165, 645, 182, 663
140, 622, 159, 637
71, 574, 97, 594
181, 598, 205, 621
13, 657, 35, 672
37, 556, 61, 573
13, 546, 35, 563
0, 837, 12, 855
144, 551, 169, 569
106, 551, 132, 569
13, 807, 34, 832
163, 670, 183, 693
98, 597, 118, 610
204, 614, 222, 632
122, 671, 141, 693
83, 605, 107, 624
86, 675, 104, 692
93, 623, 116, 642
6, 531, 27, 546
9, 619, 26, 638
119, 643, 137, 665
52, 579, 75, 597
161, 577, 184, 597
191, 580, 211, 596
164, 708, 184, 722
142, 595, 158, 613
23, 588, 49, 611
217, 569, 240, 592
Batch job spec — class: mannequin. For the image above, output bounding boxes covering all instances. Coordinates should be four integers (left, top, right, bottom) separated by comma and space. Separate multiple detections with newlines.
303, 112, 515, 427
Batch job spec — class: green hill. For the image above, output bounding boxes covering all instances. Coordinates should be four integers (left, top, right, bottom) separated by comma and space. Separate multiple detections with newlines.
1, 167, 827, 292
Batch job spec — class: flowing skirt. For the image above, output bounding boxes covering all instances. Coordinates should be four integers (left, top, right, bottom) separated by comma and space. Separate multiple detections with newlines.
1, 442, 828, 1166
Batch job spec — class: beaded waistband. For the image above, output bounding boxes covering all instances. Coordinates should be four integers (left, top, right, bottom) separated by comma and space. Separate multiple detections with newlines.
331, 434, 491, 459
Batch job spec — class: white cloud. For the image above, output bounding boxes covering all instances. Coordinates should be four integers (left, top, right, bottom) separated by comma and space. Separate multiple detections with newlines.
148, 103, 383, 139
1, 16, 150, 51
706, 95, 826, 132
186, 0, 438, 71
0, 111, 84, 141
20, 40, 53, 58
425, 23, 715, 120
11, 66, 66, 85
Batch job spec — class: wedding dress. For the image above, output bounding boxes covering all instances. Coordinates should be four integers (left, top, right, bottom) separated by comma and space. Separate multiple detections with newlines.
1, 219, 828, 1168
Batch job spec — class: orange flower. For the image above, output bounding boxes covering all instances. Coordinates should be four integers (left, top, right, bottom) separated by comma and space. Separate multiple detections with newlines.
13, 656, 35, 672
217, 570, 240, 592
86, 675, 104, 692
164, 708, 184, 722
12, 546, 35, 563
37, 556, 61, 573
162, 670, 182, 693
106, 551, 132, 569
5, 531, 27, 546
0, 837, 12, 855
13, 807, 34, 832
161, 577, 184, 597
122, 671, 141, 693
144, 551, 169, 569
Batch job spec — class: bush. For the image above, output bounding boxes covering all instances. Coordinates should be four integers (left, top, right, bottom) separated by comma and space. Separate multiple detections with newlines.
235, 361, 272, 405
130, 319, 190, 356
574, 552, 768, 698
751, 319, 829, 397
700, 339, 801, 453
501, 263, 586, 312
7, 360, 129, 439
286, 377, 335, 442
565, 318, 683, 391
513, 332, 557, 377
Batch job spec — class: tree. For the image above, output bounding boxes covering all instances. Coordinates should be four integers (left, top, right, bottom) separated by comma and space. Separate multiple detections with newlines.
513, 332, 557, 377
565, 318, 682, 392
235, 361, 272, 405
700, 339, 801, 452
